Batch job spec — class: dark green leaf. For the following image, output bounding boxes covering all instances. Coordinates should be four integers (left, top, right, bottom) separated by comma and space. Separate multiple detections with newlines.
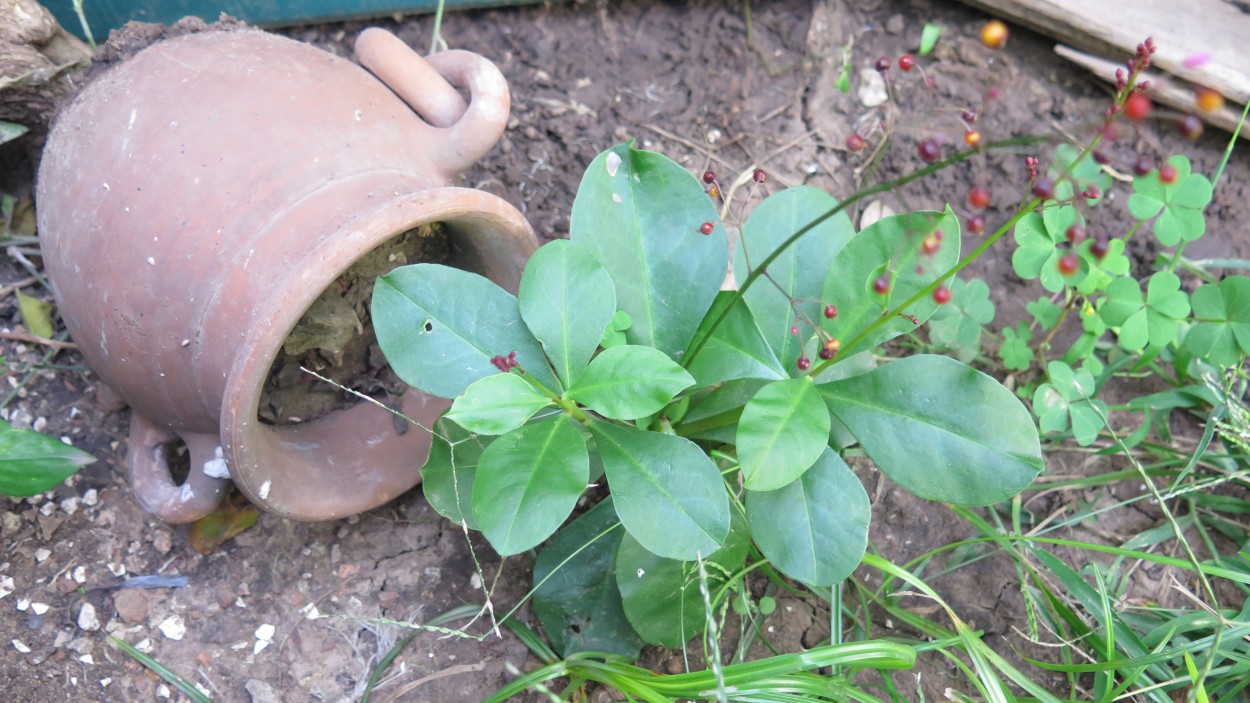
373, 264, 560, 398
0, 421, 95, 497
674, 379, 768, 443
567, 345, 694, 421
615, 508, 750, 647
571, 143, 726, 359
686, 292, 787, 386
587, 422, 729, 561
519, 240, 617, 388
473, 416, 588, 555
821, 208, 960, 358
735, 186, 853, 369
421, 418, 483, 529
737, 378, 830, 491
532, 499, 642, 658
1184, 275, 1250, 366
819, 355, 1043, 505
444, 373, 553, 436
746, 448, 869, 586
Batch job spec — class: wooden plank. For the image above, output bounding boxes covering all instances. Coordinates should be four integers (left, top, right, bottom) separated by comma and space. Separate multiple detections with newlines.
1055, 44, 1248, 141
958, 0, 1250, 104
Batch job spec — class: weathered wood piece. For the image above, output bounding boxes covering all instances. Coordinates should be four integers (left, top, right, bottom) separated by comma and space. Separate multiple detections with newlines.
0, 0, 92, 133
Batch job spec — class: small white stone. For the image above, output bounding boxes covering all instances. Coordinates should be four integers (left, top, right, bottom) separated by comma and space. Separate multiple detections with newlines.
78, 603, 101, 631
202, 447, 229, 479
78, 654, 94, 664
0, 575, 13, 600
82, 489, 99, 507
146, 257, 156, 266
158, 683, 171, 698
40, 502, 57, 516
858, 68, 888, 107
31, 602, 49, 615
158, 615, 186, 640
72, 566, 86, 583
61, 497, 80, 515
255, 623, 275, 641
34, 548, 51, 562
135, 638, 154, 654
258, 480, 271, 500
107, 562, 126, 577
13, 639, 31, 653
16, 597, 30, 611
100, 678, 112, 689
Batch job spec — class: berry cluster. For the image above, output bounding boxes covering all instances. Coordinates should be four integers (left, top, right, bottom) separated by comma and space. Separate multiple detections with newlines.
490, 351, 522, 372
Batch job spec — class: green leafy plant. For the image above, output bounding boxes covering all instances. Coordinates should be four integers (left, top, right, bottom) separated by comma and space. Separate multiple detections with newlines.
372, 142, 1044, 655
0, 420, 96, 497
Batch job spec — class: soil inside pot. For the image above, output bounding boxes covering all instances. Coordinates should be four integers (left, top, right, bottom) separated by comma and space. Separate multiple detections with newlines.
257, 223, 448, 425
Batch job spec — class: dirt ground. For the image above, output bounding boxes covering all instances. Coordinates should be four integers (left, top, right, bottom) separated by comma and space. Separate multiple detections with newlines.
3, 0, 1248, 701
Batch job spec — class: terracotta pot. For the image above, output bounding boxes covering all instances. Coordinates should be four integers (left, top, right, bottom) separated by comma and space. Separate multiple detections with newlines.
36, 28, 536, 522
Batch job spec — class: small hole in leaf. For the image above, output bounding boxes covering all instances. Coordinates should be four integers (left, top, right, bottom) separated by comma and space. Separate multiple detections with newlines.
423, 320, 434, 333
568, 623, 582, 634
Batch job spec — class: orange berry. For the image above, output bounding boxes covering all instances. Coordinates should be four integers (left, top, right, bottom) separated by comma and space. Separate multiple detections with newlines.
964, 130, 983, 147
981, 20, 1008, 49
1196, 87, 1224, 113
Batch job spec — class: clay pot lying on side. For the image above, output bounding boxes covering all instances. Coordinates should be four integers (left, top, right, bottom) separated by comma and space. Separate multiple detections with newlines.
37, 27, 536, 522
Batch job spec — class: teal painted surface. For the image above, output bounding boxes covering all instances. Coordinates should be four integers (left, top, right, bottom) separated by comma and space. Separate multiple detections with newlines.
46, 0, 540, 41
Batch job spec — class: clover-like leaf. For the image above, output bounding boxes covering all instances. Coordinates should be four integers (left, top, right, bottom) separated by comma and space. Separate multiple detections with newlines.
1127, 155, 1213, 246
567, 345, 694, 420
999, 322, 1033, 371
1075, 237, 1130, 295
928, 277, 995, 362
1048, 143, 1110, 207
737, 377, 830, 491
444, 373, 554, 436
1099, 272, 1191, 352
1026, 296, 1063, 329
1032, 360, 1107, 446
1011, 206, 1086, 292
1184, 275, 1250, 366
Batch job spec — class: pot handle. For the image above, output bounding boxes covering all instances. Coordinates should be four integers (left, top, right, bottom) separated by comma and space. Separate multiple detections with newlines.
355, 28, 510, 175
127, 413, 230, 524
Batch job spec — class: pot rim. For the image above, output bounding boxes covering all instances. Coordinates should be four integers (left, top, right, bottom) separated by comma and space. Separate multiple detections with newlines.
220, 186, 537, 520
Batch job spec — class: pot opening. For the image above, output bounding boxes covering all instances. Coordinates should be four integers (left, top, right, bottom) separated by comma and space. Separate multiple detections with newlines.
256, 222, 449, 426
160, 439, 192, 486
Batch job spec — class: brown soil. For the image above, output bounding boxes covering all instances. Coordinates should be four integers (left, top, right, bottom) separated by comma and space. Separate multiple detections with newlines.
257, 223, 448, 426
3, 1, 1249, 701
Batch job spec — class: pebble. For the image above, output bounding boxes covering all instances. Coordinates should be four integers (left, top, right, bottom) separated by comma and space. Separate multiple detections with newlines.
158, 615, 186, 640
77, 603, 101, 631
113, 589, 148, 625
245, 679, 280, 703
858, 69, 888, 107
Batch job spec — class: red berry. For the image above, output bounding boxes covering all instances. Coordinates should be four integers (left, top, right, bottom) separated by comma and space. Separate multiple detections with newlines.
967, 214, 986, 234
845, 133, 866, 152
917, 138, 941, 162
702, 170, 717, 184
898, 55, 915, 71
1090, 236, 1110, 260
932, 286, 952, 304
968, 186, 990, 210
1057, 253, 1079, 276
873, 275, 891, 294
1132, 155, 1154, 176
1065, 224, 1085, 244
986, 86, 1003, 100
1092, 149, 1110, 165
1178, 114, 1204, 139
700, 222, 715, 235
922, 234, 941, 255
875, 56, 892, 72
1158, 163, 1178, 184
797, 356, 811, 371
823, 304, 838, 319
790, 325, 799, 335
818, 347, 834, 360
1081, 185, 1101, 199
1124, 93, 1152, 121
1031, 177, 1055, 200
752, 169, 767, 183
961, 109, 978, 124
